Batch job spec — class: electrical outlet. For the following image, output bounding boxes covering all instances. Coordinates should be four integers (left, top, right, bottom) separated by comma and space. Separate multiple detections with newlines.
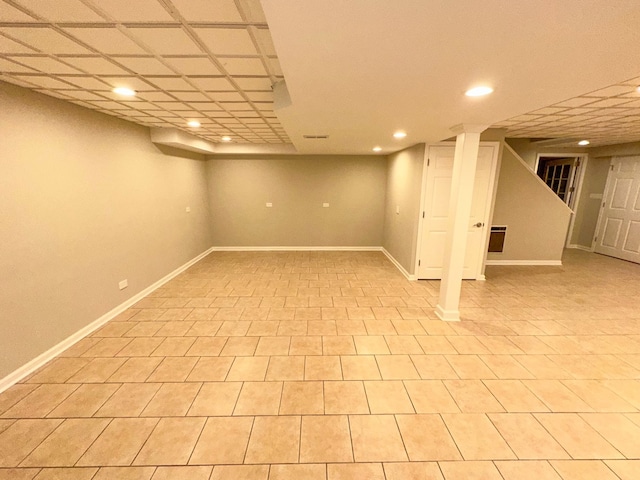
266, 202, 273, 207
119, 279, 128, 290
186, 206, 191, 213
323, 202, 330, 207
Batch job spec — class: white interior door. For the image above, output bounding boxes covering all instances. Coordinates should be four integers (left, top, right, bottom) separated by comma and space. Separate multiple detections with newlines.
418, 144, 498, 279
594, 156, 640, 264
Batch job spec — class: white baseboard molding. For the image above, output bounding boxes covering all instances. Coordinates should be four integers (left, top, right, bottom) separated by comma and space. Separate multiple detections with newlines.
485, 259, 562, 266
381, 248, 417, 281
0, 246, 214, 394
567, 244, 594, 252
211, 246, 381, 251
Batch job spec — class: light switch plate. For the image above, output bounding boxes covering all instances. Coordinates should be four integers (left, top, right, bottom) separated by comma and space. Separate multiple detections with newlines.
266, 202, 273, 207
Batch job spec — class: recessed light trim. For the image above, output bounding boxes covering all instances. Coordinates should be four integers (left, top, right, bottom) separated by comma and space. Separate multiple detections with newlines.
393, 131, 407, 139
373, 146, 382, 152
112, 87, 136, 97
187, 120, 201, 128
221, 136, 232, 142
465, 86, 493, 97
578, 140, 590, 146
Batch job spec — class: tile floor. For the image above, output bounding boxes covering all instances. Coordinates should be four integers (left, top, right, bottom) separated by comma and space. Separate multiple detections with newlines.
1, 249, 640, 479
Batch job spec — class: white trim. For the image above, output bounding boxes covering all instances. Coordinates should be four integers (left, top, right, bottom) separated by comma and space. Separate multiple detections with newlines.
567, 244, 594, 252
0, 247, 214, 394
485, 259, 562, 266
381, 248, 417, 281
210, 246, 380, 252
435, 304, 460, 322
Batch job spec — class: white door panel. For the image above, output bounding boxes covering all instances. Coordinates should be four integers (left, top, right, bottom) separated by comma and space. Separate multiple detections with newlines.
595, 156, 640, 264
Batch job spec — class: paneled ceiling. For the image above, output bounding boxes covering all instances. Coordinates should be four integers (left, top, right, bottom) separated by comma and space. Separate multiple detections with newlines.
0, 0, 289, 145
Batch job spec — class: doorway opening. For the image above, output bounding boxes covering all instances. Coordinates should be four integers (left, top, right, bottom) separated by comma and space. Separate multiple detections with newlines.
535, 155, 582, 208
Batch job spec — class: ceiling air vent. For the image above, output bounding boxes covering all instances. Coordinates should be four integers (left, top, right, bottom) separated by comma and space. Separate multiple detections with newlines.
303, 134, 329, 139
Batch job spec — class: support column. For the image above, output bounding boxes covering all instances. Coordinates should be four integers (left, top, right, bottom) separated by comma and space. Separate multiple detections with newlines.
435, 124, 488, 321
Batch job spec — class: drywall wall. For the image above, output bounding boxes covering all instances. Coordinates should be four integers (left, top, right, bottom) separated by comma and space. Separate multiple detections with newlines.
589, 141, 640, 158
0, 82, 212, 379
570, 157, 611, 248
382, 144, 425, 274
488, 143, 572, 262
206, 155, 386, 246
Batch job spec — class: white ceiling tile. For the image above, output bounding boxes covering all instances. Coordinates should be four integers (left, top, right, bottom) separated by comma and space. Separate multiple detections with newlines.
186, 102, 222, 111
207, 91, 244, 101
0, 34, 37, 53
146, 76, 193, 90
137, 91, 176, 101
195, 28, 257, 55
89, 0, 174, 22
62, 56, 130, 75
11, 74, 75, 89
171, 91, 210, 101
586, 85, 637, 97
151, 102, 192, 111
112, 56, 175, 75
1, 27, 91, 54
16, 0, 105, 22
246, 91, 272, 101
59, 89, 106, 100
234, 76, 272, 90
102, 76, 155, 90
0, 2, 36, 21
219, 57, 265, 75
88, 100, 133, 109
169, 0, 242, 22
187, 76, 234, 90
64, 28, 148, 55
582, 97, 635, 108
163, 56, 220, 75
9, 56, 82, 74
59, 75, 110, 89
126, 28, 202, 55
0, 57, 37, 72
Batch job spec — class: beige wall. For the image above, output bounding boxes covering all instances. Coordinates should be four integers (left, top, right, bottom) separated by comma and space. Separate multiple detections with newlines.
488, 144, 572, 262
570, 157, 611, 247
206, 156, 386, 246
0, 82, 212, 378
382, 144, 425, 274
506, 138, 589, 171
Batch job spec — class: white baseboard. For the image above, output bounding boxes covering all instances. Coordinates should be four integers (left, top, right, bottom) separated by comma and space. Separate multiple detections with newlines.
381, 248, 417, 281
567, 244, 594, 252
210, 246, 381, 251
0, 247, 214, 394
485, 259, 562, 266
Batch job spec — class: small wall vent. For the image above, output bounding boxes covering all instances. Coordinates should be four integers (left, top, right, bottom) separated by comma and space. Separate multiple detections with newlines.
488, 226, 507, 253
303, 134, 329, 139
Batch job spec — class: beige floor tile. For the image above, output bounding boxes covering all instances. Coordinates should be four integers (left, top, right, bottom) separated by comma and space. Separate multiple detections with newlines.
515, 356, 571, 380
146, 357, 198, 382
507, 336, 558, 354
77, 418, 158, 466
495, 460, 562, 480
562, 380, 636, 412
133, 417, 205, 465
483, 380, 550, 412
438, 461, 503, 479
549, 460, 620, 479
478, 354, 534, 379
211, 465, 269, 480
445, 355, 496, 379
151, 466, 212, 480
341, 355, 381, 380
108, 358, 162, 382
327, 463, 385, 480
33, 468, 98, 479
396, 414, 461, 461
386, 336, 424, 354
322, 336, 356, 355
289, 337, 322, 355
476, 336, 524, 355
353, 336, 390, 354
415, 336, 457, 354
255, 337, 290, 356
69, 358, 128, 382
441, 414, 516, 460
92, 466, 156, 480
0, 419, 62, 467
308, 320, 337, 336
349, 414, 408, 462
383, 462, 444, 480
189, 417, 253, 465
324, 380, 369, 414
141, 383, 201, 416
185, 337, 227, 356
25, 358, 90, 384
117, 337, 164, 357
336, 320, 367, 335
404, 380, 460, 413
488, 413, 569, 459
21, 418, 110, 466
154, 322, 194, 337
266, 356, 305, 381
220, 337, 259, 356
235, 382, 283, 415
227, 357, 269, 381
305, 356, 342, 380
47, 384, 119, 418
376, 355, 420, 380
244, 416, 301, 464
0, 469, 40, 480
95, 383, 161, 417
523, 380, 593, 412
2, 384, 79, 418
580, 413, 640, 458
534, 413, 624, 459
277, 321, 307, 336
443, 380, 504, 413
269, 464, 326, 480
279, 381, 323, 415
392, 320, 428, 335
150, 337, 195, 357
364, 380, 414, 414
447, 336, 491, 354
188, 382, 242, 416
602, 380, 640, 409
411, 355, 459, 379
186, 357, 233, 381
0, 384, 38, 415
81, 338, 132, 357
300, 415, 353, 462
604, 460, 640, 480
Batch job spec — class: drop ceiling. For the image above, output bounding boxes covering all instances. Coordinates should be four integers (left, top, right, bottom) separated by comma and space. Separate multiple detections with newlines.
2, 0, 640, 154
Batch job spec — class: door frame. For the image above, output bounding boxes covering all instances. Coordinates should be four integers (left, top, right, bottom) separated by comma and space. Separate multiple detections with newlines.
414, 141, 501, 280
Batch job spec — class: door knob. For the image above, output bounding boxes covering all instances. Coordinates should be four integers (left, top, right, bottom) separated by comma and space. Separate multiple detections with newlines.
473, 222, 484, 228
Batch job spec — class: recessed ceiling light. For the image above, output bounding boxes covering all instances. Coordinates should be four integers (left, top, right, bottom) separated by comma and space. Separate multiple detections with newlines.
465, 86, 493, 97
187, 120, 201, 128
373, 146, 382, 152
112, 87, 136, 97
578, 140, 590, 146
393, 131, 407, 139
221, 136, 232, 142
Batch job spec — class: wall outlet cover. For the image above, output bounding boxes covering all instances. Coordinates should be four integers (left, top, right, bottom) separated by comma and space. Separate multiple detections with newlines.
118, 279, 128, 290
